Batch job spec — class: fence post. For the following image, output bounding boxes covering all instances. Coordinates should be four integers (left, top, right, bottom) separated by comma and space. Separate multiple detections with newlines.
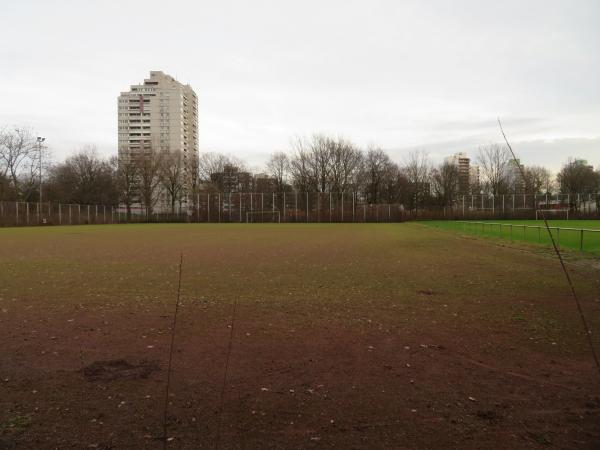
580, 229, 584, 252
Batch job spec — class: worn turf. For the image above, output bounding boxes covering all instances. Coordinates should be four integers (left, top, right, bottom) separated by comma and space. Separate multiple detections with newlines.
1, 223, 599, 449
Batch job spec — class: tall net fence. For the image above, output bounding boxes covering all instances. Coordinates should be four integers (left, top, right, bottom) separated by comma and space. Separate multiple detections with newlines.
1, 192, 598, 227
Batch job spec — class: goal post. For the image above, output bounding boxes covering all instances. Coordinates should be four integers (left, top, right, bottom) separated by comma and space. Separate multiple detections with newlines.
246, 210, 281, 223
536, 209, 569, 220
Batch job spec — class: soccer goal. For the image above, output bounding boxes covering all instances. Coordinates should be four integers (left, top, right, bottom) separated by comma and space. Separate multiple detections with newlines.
535, 208, 569, 220
246, 210, 281, 223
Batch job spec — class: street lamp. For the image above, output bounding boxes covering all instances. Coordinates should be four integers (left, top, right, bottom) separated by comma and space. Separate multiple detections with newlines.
37, 137, 45, 205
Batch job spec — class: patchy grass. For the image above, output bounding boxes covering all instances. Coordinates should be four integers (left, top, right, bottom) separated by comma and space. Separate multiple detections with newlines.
424, 219, 600, 253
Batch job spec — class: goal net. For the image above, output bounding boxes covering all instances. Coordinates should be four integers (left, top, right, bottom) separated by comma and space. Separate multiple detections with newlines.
535, 209, 569, 220
246, 210, 281, 223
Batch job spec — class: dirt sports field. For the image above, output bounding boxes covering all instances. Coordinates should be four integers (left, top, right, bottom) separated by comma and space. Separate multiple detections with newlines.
1, 223, 600, 449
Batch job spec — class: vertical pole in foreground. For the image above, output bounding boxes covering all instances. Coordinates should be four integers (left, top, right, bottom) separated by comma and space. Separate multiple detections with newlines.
580, 229, 584, 252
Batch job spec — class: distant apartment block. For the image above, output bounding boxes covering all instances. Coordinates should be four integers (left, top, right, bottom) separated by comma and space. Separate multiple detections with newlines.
117, 71, 198, 207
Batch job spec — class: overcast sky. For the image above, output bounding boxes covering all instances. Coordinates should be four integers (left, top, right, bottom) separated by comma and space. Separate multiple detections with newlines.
1, 0, 598, 172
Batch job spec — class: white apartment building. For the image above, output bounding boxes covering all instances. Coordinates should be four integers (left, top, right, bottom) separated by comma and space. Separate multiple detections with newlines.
118, 71, 198, 209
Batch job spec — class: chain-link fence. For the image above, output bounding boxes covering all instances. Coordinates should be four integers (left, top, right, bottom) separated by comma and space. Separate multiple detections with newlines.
1, 192, 599, 227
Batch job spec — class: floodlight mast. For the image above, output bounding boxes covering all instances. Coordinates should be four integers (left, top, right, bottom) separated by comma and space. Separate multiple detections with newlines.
37, 137, 45, 206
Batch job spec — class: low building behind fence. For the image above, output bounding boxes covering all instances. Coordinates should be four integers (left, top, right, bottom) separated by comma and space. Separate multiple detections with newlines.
0, 192, 599, 227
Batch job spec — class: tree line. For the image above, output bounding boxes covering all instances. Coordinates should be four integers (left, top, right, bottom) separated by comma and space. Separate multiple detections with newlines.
2, 127, 599, 210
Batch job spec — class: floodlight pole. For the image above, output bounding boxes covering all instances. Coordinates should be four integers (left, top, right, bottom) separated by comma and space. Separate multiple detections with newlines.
37, 137, 45, 205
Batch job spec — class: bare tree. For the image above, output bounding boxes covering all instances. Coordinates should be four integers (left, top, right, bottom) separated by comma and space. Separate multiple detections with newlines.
116, 155, 139, 220
476, 144, 511, 196
135, 147, 164, 217
289, 137, 315, 192
557, 158, 600, 194
524, 165, 553, 194
198, 152, 246, 183
360, 147, 393, 203
431, 161, 460, 206
266, 152, 290, 191
329, 137, 363, 192
161, 149, 185, 213
46, 146, 118, 205
403, 149, 431, 213
0, 127, 38, 200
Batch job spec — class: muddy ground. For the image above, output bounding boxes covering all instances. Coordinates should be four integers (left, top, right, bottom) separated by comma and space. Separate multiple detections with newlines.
1, 223, 599, 449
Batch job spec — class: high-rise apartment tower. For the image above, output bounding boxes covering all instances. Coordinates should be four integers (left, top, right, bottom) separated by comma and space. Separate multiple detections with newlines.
118, 71, 198, 207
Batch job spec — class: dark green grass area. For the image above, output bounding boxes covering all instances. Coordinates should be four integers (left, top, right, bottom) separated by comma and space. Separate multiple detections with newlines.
423, 220, 600, 254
